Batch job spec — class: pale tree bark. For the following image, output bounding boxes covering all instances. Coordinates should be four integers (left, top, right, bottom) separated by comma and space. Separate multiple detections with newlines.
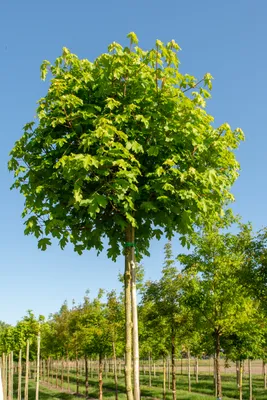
56, 358, 58, 388
67, 355, 70, 392
25, 340, 30, 400
148, 352, 152, 387
18, 349, 22, 400
214, 356, 217, 398
195, 357, 199, 384
167, 357, 170, 390
239, 360, 243, 400
99, 353, 103, 400
264, 361, 267, 390
75, 354, 79, 394
2, 353, 7, 400
35, 333, 41, 400
236, 360, 240, 387
124, 225, 134, 400
163, 357, 166, 400
85, 356, 89, 397
130, 226, 140, 400
248, 358, 252, 400
215, 331, 222, 400
9, 351, 13, 400
187, 349, 191, 392
112, 342, 118, 400
171, 329, 176, 400
61, 359, 64, 390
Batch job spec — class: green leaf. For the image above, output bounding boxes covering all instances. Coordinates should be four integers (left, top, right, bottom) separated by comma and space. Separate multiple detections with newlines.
127, 32, 139, 45
38, 238, 51, 251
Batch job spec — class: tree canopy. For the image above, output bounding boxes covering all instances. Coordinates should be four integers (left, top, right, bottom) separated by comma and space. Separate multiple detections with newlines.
8, 33, 244, 260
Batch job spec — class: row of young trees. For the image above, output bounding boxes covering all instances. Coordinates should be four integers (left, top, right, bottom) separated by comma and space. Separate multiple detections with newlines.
2, 223, 267, 399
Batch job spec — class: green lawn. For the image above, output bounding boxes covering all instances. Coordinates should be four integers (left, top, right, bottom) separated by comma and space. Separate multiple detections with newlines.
10, 369, 267, 400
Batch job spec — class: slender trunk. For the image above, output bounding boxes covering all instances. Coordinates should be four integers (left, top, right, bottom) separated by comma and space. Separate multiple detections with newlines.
124, 225, 134, 400
171, 330, 176, 400
50, 359, 52, 385
264, 361, 267, 390
188, 349, 191, 392
249, 359, 252, 400
180, 357, 183, 376
153, 362, 156, 377
236, 360, 239, 387
2, 353, 7, 400
215, 331, 222, 400
85, 356, 89, 398
56, 358, 58, 388
76, 355, 79, 394
239, 360, 243, 400
47, 358, 50, 385
112, 342, 118, 400
195, 357, 199, 384
90, 358, 93, 379
167, 357, 170, 390
18, 350, 22, 400
148, 352, 152, 387
67, 356, 70, 392
25, 340, 30, 400
99, 353, 103, 400
214, 355, 217, 398
104, 356, 108, 380
9, 351, 13, 400
163, 357, 166, 400
61, 359, 64, 390
130, 225, 140, 400
36, 333, 41, 400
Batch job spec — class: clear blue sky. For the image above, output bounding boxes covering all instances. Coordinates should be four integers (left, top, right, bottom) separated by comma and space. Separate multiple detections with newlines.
1, 0, 266, 325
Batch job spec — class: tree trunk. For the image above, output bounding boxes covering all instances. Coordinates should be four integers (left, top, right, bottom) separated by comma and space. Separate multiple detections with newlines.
264, 361, 267, 389
236, 360, 239, 387
9, 351, 13, 400
112, 342, 118, 400
213, 355, 217, 398
67, 356, 70, 392
195, 357, 199, 384
248, 359, 252, 400
25, 340, 30, 400
171, 330, 176, 400
167, 357, 170, 390
180, 357, 183, 376
76, 355, 79, 394
56, 358, 58, 388
163, 357, 166, 400
148, 352, 152, 387
85, 356, 89, 398
61, 359, 64, 390
188, 349, 191, 392
124, 225, 134, 400
130, 226, 140, 400
36, 333, 41, 400
18, 349, 22, 400
2, 353, 7, 400
215, 331, 222, 400
239, 360, 243, 400
99, 353, 103, 400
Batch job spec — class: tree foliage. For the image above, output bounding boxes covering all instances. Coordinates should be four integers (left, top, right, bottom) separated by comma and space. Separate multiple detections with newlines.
9, 34, 244, 259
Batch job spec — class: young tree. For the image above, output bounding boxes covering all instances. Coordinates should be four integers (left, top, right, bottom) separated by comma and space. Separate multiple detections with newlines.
142, 242, 195, 400
9, 33, 244, 400
179, 227, 258, 400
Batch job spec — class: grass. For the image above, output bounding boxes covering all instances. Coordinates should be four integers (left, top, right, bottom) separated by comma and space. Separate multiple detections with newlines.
9, 368, 267, 400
